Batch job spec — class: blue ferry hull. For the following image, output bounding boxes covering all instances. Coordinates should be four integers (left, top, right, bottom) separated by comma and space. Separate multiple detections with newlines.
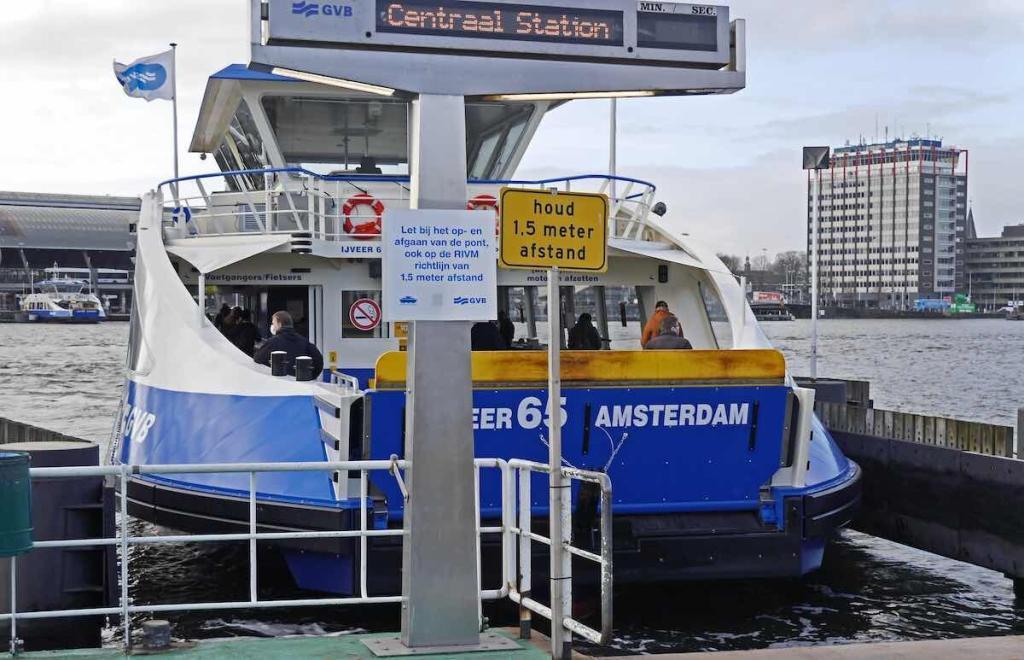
26, 309, 103, 323
119, 377, 861, 594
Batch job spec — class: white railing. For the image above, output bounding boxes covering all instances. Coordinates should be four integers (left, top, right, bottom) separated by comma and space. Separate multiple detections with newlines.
158, 168, 659, 245
509, 459, 613, 647
3, 457, 612, 654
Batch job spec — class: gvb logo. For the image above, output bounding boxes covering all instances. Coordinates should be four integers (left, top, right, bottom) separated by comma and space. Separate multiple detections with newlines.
291, 1, 319, 16
454, 296, 487, 305
116, 63, 167, 92
292, 1, 353, 17
122, 403, 157, 444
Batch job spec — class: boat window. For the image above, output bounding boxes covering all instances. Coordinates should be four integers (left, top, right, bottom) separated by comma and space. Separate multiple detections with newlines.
342, 291, 387, 339
262, 96, 410, 176
469, 131, 502, 180
213, 99, 267, 192
607, 286, 643, 349
698, 280, 733, 349
467, 103, 534, 180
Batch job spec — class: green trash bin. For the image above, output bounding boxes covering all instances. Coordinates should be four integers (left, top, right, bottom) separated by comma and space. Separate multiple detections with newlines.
0, 451, 33, 556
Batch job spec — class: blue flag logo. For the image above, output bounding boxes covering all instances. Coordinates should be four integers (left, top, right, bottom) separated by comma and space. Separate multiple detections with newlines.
116, 62, 167, 93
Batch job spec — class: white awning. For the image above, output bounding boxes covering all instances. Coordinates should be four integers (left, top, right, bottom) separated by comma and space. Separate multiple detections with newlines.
609, 238, 712, 272
165, 235, 291, 274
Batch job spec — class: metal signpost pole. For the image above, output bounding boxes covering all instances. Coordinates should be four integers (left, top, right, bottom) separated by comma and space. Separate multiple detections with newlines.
804, 147, 828, 381
810, 169, 820, 380
547, 265, 569, 659
400, 93, 480, 649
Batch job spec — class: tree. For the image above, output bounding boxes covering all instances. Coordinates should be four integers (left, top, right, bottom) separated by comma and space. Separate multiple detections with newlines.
717, 253, 742, 274
771, 251, 807, 281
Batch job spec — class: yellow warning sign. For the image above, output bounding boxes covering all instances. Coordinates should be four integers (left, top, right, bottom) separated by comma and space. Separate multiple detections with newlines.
499, 188, 608, 272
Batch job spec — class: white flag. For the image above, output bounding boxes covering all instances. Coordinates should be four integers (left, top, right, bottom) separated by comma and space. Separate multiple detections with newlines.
113, 49, 175, 102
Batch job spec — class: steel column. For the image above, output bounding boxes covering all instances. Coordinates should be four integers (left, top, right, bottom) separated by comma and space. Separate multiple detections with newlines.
400, 93, 480, 649
547, 266, 571, 659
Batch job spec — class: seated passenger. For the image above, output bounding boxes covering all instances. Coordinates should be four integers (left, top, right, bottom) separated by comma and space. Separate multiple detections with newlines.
471, 320, 508, 351
567, 313, 602, 350
644, 314, 692, 350
641, 300, 675, 347
254, 311, 324, 376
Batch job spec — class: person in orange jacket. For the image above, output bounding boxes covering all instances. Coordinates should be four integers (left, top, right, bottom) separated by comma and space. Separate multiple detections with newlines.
641, 300, 675, 347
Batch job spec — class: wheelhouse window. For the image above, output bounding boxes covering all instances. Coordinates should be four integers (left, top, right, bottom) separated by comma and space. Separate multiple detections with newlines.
214, 99, 267, 192
262, 96, 410, 176
467, 102, 534, 180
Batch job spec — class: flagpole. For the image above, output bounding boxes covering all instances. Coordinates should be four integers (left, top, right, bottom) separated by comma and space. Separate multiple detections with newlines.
170, 42, 180, 200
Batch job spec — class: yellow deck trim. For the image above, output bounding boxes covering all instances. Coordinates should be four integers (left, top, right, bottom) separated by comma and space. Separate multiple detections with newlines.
373, 349, 785, 388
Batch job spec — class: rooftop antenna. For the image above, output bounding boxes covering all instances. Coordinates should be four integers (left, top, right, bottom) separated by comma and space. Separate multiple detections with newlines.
874, 114, 879, 143
885, 125, 889, 143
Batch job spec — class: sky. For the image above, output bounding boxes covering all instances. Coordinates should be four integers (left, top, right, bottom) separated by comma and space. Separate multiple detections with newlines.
2, 1, 1023, 257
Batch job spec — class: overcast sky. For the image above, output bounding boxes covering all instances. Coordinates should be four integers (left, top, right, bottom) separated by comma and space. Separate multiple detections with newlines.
2, 1, 1022, 256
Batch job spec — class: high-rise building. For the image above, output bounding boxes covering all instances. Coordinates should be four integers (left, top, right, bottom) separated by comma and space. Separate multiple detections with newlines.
965, 222, 1024, 310
806, 138, 969, 309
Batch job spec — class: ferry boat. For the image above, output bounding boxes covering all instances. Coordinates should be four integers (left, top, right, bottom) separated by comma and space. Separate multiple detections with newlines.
20, 278, 106, 322
112, 61, 860, 595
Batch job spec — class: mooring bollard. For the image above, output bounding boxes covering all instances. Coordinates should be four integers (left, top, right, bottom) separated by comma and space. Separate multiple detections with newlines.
270, 350, 288, 377
141, 620, 171, 651
1016, 406, 1024, 458
294, 355, 314, 382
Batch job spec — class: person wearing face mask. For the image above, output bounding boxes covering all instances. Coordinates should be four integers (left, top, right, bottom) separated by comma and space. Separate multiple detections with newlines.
253, 310, 324, 377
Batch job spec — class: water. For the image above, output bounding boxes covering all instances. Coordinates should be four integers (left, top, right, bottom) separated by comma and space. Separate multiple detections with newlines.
2, 319, 1024, 652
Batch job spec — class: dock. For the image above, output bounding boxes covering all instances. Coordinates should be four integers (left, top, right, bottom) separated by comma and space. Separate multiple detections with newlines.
801, 378, 1024, 593
12, 629, 1024, 658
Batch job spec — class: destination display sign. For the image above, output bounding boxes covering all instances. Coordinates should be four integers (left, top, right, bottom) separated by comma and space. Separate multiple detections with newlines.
499, 188, 608, 272
377, 1, 624, 46
263, 0, 732, 68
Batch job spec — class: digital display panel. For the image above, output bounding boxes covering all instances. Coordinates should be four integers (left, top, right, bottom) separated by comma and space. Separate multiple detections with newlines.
376, 1, 625, 47
637, 12, 718, 51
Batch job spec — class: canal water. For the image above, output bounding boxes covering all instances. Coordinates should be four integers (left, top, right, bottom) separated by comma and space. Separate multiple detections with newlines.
2, 319, 1024, 652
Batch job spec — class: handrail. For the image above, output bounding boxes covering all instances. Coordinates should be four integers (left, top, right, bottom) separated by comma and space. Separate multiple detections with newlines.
507, 459, 613, 647
4, 458, 514, 655
157, 166, 656, 196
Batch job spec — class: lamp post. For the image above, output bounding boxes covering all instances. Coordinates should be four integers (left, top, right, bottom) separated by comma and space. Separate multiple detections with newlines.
803, 147, 831, 380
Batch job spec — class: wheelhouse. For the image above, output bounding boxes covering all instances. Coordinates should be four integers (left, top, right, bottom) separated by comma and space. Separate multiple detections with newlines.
163, 65, 758, 382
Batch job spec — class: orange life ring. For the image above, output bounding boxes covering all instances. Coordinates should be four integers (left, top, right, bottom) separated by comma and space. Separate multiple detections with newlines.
342, 193, 384, 239
466, 194, 500, 234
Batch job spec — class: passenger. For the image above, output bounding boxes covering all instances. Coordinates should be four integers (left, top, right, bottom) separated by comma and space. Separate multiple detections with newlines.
471, 320, 508, 351
230, 307, 260, 357
220, 307, 240, 342
641, 300, 674, 347
497, 310, 515, 348
567, 313, 602, 350
644, 314, 693, 350
213, 303, 231, 330
254, 311, 324, 376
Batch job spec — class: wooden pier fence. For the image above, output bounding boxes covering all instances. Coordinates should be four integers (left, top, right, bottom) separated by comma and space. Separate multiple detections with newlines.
806, 380, 1024, 593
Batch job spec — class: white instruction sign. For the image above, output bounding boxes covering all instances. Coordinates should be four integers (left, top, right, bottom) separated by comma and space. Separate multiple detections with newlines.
382, 209, 497, 321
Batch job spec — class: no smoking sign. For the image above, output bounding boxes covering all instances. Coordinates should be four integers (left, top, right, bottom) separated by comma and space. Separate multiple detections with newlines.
349, 298, 382, 332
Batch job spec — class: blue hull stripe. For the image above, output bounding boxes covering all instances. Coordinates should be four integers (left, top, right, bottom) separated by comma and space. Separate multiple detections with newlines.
121, 380, 333, 503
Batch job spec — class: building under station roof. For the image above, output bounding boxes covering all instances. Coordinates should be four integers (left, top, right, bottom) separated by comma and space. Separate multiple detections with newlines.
0, 191, 138, 314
